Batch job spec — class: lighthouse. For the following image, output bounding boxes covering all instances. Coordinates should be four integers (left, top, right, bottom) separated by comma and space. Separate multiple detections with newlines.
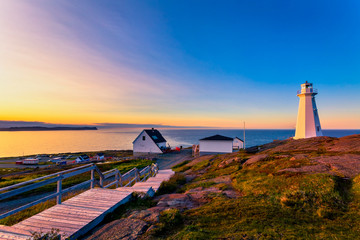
294, 81, 323, 139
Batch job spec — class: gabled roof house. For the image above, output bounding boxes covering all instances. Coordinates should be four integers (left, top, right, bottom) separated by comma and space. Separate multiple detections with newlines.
199, 134, 245, 154
133, 128, 167, 155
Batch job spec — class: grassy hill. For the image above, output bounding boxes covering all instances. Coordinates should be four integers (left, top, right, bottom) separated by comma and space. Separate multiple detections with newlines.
144, 134, 360, 239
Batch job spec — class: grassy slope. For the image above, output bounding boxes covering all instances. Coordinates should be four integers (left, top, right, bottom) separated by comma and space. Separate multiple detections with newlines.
167, 148, 360, 239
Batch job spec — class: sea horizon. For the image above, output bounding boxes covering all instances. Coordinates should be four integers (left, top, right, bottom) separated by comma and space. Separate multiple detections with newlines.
0, 128, 359, 158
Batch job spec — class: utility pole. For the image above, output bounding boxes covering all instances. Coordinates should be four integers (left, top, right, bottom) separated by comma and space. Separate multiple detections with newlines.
243, 121, 246, 149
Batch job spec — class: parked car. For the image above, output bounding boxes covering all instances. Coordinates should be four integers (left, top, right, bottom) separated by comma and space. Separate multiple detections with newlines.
50, 157, 62, 163
56, 161, 67, 166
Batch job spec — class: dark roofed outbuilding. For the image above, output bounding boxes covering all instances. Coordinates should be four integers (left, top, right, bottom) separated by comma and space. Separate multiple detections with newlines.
200, 134, 233, 141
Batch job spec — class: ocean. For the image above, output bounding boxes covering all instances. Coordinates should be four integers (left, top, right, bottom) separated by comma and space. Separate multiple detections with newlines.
0, 128, 359, 158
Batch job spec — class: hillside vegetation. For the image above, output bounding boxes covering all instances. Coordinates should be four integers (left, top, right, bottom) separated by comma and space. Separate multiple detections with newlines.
140, 134, 360, 239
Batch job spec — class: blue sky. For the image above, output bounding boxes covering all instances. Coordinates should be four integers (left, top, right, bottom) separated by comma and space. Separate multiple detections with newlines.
1, 0, 359, 128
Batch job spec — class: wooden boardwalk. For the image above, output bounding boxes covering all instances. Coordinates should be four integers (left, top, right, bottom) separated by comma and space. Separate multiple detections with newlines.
0, 169, 174, 240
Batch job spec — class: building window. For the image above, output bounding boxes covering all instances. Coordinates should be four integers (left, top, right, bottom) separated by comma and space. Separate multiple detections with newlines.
142, 136, 146, 141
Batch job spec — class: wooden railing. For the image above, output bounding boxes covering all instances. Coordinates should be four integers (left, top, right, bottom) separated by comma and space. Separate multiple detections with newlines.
0, 163, 159, 220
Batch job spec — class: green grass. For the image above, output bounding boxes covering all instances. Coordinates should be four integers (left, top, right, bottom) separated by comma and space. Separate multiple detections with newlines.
0, 159, 153, 189
182, 181, 216, 192
172, 160, 191, 172
151, 208, 184, 238
166, 153, 360, 239
156, 173, 187, 196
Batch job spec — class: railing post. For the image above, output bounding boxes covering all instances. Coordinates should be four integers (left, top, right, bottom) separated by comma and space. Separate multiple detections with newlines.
134, 168, 139, 182
115, 170, 119, 188
119, 173, 123, 187
91, 167, 95, 188
56, 174, 63, 204
155, 164, 158, 175
100, 176, 103, 188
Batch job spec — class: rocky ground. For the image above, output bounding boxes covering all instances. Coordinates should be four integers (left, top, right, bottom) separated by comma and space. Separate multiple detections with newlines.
82, 134, 360, 239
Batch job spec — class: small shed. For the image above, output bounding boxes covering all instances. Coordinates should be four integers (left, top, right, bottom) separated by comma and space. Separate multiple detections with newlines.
76, 154, 90, 163
22, 158, 39, 165
233, 137, 244, 149
133, 128, 167, 155
94, 153, 105, 161
199, 134, 234, 155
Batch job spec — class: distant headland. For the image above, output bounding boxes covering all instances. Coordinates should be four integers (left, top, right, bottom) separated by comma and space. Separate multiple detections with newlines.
0, 126, 98, 131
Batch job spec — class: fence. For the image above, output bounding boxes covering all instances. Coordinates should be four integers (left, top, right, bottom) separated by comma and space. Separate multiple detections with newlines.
0, 163, 159, 220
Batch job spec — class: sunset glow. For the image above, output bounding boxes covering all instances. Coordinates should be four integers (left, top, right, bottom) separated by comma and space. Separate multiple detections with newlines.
1, 0, 360, 129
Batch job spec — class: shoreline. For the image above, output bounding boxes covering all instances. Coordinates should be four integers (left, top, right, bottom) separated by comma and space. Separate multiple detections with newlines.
0, 126, 98, 131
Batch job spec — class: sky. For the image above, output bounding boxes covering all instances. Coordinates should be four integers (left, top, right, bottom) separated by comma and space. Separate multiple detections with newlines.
0, 0, 359, 129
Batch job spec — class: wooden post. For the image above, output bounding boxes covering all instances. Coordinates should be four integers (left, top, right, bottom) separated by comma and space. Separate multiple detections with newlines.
56, 174, 62, 204
136, 168, 140, 182
115, 171, 119, 188
119, 173, 123, 187
91, 168, 95, 188
149, 167, 153, 178
100, 175, 103, 188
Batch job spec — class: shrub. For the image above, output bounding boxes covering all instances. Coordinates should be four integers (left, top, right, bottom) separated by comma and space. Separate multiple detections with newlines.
29, 228, 62, 240
156, 173, 186, 195
317, 146, 327, 154
152, 208, 183, 236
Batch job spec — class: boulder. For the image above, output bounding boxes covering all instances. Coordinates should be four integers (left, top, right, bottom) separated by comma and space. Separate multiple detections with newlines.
129, 209, 160, 223
86, 218, 148, 240
154, 193, 195, 210
244, 154, 268, 165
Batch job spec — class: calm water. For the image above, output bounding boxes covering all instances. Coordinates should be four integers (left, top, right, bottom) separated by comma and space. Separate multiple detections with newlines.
0, 128, 359, 157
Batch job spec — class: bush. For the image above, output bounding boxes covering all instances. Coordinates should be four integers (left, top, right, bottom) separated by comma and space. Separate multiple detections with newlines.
156, 173, 186, 195
29, 228, 62, 240
152, 208, 183, 236
317, 146, 327, 154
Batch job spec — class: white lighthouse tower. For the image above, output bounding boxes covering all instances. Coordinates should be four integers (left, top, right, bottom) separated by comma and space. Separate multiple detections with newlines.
294, 81, 323, 139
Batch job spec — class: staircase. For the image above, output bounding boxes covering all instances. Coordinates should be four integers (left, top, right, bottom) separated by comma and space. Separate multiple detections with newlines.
0, 165, 174, 240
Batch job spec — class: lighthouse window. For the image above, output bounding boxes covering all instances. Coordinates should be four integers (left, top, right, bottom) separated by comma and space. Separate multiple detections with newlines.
317, 126, 320, 132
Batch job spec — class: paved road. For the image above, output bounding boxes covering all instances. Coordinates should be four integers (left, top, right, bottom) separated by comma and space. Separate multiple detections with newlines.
155, 149, 193, 170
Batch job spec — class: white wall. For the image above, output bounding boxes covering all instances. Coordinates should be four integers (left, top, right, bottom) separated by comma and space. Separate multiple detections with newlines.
295, 94, 322, 139
199, 140, 233, 153
133, 131, 163, 154
157, 142, 166, 149
233, 139, 244, 149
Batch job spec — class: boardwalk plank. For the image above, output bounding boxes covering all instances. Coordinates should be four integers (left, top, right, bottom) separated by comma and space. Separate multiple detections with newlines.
1, 169, 174, 240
